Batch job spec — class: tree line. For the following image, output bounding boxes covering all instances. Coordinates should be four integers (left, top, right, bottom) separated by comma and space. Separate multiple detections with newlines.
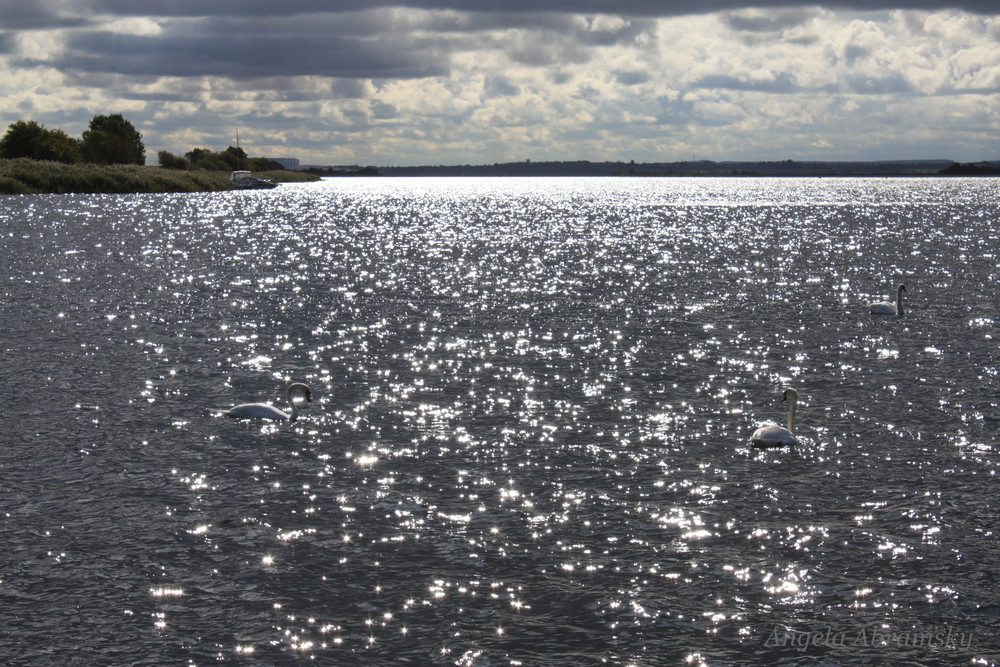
0, 115, 145, 165
0, 115, 281, 173
156, 146, 283, 172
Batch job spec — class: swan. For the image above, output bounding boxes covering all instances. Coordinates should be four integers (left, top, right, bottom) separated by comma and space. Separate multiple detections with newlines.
227, 383, 312, 422
869, 283, 905, 315
751, 387, 799, 448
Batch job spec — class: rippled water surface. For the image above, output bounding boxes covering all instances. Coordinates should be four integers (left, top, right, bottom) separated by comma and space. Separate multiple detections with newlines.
3, 177, 1000, 665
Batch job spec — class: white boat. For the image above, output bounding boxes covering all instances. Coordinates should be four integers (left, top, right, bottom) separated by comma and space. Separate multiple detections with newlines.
230, 129, 279, 189
230, 170, 278, 190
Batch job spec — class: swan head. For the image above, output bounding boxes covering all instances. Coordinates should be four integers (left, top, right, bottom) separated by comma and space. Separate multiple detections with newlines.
781, 387, 798, 403
898, 283, 906, 294
286, 382, 312, 403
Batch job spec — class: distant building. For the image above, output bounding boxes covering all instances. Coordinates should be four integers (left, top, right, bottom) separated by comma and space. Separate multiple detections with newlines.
270, 158, 300, 171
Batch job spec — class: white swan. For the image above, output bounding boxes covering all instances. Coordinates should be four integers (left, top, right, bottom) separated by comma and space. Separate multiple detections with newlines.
227, 383, 312, 422
751, 387, 799, 447
869, 283, 905, 315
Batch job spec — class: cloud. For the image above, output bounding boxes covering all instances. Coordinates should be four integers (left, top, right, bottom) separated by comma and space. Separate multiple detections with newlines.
0, 31, 16, 54
15, 14, 452, 80
0, 2, 998, 166
721, 8, 819, 32
0, 1, 90, 30
615, 70, 651, 86
6, 1, 1000, 25
694, 73, 802, 94
485, 75, 520, 97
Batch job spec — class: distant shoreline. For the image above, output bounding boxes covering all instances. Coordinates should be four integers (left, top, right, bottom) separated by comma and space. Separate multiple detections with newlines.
0, 158, 318, 195
373, 159, 1000, 178
3, 157, 998, 195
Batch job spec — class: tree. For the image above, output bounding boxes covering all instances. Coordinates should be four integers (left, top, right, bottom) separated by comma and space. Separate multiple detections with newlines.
80, 114, 145, 165
220, 145, 248, 170
249, 157, 284, 171
0, 120, 47, 159
184, 147, 212, 164
157, 150, 188, 170
0, 120, 81, 163
178, 145, 281, 172
45, 129, 82, 163
184, 147, 229, 171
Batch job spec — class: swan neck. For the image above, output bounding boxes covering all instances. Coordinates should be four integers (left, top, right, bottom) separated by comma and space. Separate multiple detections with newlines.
285, 383, 308, 423
787, 396, 797, 432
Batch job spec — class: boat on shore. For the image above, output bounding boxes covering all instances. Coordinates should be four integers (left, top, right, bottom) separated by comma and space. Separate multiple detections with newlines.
230, 169, 278, 190
230, 129, 279, 190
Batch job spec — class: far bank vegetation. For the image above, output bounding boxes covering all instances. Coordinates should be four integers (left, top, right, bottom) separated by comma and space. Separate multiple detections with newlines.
156, 146, 280, 173
1, 115, 146, 166
0, 116, 316, 194
0, 158, 238, 195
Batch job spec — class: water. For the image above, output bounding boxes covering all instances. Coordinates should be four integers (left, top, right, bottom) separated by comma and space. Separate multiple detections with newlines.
2, 177, 999, 665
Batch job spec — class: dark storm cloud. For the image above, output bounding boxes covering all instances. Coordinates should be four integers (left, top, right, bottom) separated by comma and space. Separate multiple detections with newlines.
9, 8, 656, 81
415, 0, 995, 14
22, 0, 1000, 19
3, 0, 995, 83
721, 8, 819, 32
0, 1, 90, 30
25, 17, 451, 80
5, 1, 997, 33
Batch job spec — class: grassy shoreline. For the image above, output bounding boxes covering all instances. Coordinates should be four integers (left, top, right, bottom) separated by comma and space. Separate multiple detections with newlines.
0, 158, 320, 195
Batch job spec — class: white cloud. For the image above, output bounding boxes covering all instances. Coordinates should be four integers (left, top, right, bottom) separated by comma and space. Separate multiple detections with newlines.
104, 17, 163, 36
0, 4, 998, 164
13, 29, 66, 61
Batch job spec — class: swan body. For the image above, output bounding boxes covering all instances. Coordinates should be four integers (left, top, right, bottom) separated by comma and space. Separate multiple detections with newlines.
869, 283, 905, 315
751, 387, 799, 448
227, 383, 311, 422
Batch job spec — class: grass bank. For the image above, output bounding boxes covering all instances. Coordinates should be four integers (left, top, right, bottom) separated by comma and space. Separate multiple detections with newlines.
0, 158, 320, 195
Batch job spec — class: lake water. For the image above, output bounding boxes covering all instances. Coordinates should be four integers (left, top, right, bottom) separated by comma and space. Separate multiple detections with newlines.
2, 177, 999, 665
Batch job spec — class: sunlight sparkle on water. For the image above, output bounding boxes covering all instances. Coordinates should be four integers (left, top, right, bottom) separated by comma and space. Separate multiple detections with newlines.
6, 178, 1000, 663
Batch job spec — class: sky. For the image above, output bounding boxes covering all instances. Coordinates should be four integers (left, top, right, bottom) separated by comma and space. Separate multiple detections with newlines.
0, 1, 999, 166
